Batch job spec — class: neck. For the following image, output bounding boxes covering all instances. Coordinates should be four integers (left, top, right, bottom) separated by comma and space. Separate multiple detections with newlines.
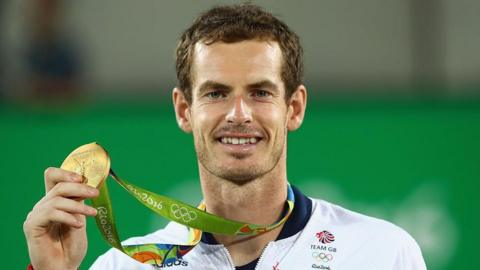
198, 154, 288, 266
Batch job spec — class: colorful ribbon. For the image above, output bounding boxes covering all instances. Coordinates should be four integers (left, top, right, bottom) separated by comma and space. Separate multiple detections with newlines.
91, 169, 295, 266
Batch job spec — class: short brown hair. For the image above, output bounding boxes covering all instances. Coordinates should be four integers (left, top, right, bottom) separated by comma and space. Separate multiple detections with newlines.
175, 3, 304, 103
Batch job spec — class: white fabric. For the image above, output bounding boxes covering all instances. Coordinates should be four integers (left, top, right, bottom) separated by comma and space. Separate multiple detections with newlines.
90, 198, 427, 270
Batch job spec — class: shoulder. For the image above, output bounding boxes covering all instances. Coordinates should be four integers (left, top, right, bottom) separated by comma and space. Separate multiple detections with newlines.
90, 222, 189, 270
304, 198, 426, 269
310, 198, 416, 239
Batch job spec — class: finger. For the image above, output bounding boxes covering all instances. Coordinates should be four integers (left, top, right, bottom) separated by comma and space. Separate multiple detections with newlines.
26, 207, 84, 232
45, 182, 99, 201
48, 197, 98, 217
25, 196, 95, 237
46, 209, 85, 228
44, 167, 83, 193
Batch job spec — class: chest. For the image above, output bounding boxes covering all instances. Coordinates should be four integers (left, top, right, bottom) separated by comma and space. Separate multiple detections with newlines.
179, 237, 395, 270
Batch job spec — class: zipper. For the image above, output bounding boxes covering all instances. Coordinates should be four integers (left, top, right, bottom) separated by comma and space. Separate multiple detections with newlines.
222, 246, 236, 270
254, 242, 273, 270
222, 242, 274, 270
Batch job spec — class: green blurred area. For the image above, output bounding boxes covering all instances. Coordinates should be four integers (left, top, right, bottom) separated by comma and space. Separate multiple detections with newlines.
1, 98, 478, 269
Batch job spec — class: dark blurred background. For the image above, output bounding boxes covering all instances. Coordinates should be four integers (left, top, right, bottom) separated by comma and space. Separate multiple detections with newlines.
0, 0, 478, 269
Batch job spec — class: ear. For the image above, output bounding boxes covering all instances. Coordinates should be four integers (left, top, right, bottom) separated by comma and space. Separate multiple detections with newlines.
286, 85, 307, 131
172, 87, 192, 133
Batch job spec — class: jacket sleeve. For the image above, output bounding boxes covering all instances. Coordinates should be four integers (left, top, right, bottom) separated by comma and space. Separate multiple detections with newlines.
89, 248, 116, 270
392, 230, 427, 270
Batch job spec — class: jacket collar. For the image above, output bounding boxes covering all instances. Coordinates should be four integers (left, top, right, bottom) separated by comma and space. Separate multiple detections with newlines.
201, 185, 312, 244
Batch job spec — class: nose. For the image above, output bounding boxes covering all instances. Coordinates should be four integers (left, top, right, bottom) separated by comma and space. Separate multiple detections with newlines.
225, 95, 252, 124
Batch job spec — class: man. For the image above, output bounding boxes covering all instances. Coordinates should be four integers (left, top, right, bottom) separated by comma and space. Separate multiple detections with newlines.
23, 4, 426, 270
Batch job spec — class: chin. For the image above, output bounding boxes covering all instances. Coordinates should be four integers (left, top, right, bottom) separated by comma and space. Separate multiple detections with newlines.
219, 172, 260, 184
216, 164, 269, 183
199, 151, 277, 183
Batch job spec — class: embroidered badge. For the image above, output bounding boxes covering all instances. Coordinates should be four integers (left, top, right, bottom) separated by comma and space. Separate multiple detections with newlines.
315, 231, 335, 244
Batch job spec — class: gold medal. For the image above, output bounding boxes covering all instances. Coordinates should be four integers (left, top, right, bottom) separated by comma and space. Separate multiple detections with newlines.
60, 142, 110, 188
59, 142, 295, 266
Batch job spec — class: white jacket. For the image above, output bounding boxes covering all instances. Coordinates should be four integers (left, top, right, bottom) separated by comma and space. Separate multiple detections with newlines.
91, 198, 426, 270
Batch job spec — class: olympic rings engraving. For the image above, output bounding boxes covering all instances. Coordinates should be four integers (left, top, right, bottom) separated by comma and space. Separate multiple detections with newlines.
170, 204, 197, 223
312, 252, 333, 262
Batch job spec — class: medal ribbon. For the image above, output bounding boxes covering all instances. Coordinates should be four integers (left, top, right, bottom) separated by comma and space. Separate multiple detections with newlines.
91, 169, 295, 266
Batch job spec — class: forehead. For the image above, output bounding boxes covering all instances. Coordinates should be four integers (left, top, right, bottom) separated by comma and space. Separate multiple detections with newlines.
191, 40, 283, 87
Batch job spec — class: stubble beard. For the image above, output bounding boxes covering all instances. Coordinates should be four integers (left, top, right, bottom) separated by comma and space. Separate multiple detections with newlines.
196, 135, 286, 184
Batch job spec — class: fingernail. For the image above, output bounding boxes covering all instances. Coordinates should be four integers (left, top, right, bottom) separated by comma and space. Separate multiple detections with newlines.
88, 188, 98, 195
89, 208, 98, 215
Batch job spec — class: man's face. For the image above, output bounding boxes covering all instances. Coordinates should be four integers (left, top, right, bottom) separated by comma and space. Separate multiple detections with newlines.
185, 40, 291, 182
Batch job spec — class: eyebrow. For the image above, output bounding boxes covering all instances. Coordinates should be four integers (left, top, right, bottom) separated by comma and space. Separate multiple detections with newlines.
197, 81, 232, 96
247, 80, 279, 93
197, 79, 279, 96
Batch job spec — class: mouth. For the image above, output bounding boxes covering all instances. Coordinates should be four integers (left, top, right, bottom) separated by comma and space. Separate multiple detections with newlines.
217, 136, 262, 145
216, 136, 262, 157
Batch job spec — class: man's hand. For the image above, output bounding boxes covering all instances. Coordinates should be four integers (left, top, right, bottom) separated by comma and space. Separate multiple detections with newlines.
23, 167, 99, 270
